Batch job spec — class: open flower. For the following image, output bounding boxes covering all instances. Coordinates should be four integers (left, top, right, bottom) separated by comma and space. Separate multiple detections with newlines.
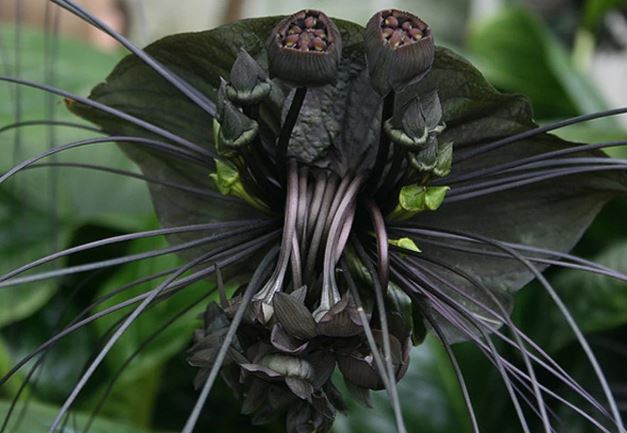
1, 5, 627, 433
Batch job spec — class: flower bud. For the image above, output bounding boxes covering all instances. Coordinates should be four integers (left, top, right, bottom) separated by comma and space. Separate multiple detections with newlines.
227, 49, 273, 105
384, 91, 443, 149
215, 79, 258, 151
260, 354, 315, 382
365, 9, 435, 95
267, 9, 342, 86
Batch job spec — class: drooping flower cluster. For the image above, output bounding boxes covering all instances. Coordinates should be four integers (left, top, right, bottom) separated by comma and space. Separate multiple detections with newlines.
186, 10, 436, 430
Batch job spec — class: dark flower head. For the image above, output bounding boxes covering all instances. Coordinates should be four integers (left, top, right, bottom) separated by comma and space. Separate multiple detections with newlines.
3, 4, 627, 433
267, 9, 342, 86
365, 9, 435, 95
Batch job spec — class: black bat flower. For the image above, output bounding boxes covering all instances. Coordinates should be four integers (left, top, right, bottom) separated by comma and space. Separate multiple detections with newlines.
2, 4, 627, 433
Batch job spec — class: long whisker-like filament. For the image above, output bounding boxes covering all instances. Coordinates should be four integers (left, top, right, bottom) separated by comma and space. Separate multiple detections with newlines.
454, 107, 627, 163
0, 76, 213, 158
50, 0, 217, 116
353, 241, 408, 433
400, 226, 627, 432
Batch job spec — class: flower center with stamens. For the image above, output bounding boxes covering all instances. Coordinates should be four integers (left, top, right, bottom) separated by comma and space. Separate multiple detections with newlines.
277, 10, 331, 53
379, 10, 427, 48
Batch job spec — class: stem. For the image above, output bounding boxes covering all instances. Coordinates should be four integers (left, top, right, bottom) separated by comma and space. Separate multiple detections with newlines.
366, 93, 395, 194
254, 160, 299, 310
365, 200, 389, 292
276, 87, 307, 183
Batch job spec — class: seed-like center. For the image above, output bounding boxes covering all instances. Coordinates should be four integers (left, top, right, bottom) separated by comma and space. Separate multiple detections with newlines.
280, 11, 330, 52
380, 10, 425, 48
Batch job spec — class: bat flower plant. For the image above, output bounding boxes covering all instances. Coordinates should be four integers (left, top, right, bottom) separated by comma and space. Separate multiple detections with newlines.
2, 3, 627, 433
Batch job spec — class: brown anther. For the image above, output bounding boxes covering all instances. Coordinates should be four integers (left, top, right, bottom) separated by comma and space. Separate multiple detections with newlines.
409, 28, 423, 40
402, 21, 412, 30
389, 30, 403, 48
312, 37, 327, 51
285, 33, 300, 48
304, 15, 317, 29
382, 27, 394, 38
384, 15, 399, 28
300, 32, 312, 44
288, 25, 302, 35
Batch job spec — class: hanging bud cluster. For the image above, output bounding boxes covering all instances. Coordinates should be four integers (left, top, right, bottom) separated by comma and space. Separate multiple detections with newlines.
385, 90, 452, 176
190, 280, 415, 433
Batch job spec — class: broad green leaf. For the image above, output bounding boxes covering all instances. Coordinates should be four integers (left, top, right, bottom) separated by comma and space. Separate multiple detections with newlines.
468, 8, 610, 121
0, 399, 174, 433
93, 236, 211, 382
0, 337, 21, 398
0, 26, 152, 231
0, 189, 65, 328
521, 240, 627, 351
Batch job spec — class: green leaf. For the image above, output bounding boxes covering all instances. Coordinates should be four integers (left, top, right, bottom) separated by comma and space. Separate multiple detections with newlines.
0, 190, 64, 328
582, 0, 627, 31
388, 237, 421, 253
468, 8, 610, 121
93, 236, 210, 382
0, 26, 152, 231
389, 185, 450, 222
526, 240, 627, 351
0, 399, 174, 433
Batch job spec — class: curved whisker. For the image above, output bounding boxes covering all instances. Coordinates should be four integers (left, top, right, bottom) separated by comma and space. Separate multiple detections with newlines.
438, 141, 627, 185
0, 232, 279, 388
399, 250, 612, 419
82, 289, 215, 433
0, 223, 272, 288
0, 120, 102, 136
353, 241, 408, 433
50, 0, 217, 117
448, 160, 627, 194
423, 287, 612, 433
0, 134, 210, 188
25, 162, 230, 199
46, 231, 278, 432
444, 165, 627, 203
394, 263, 616, 433
454, 107, 627, 163
398, 226, 627, 432
391, 264, 535, 433
1, 220, 273, 284
0, 270, 105, 433
390, 251, 554, 431
0, 76, 213, 158
389, 230, 627, 283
